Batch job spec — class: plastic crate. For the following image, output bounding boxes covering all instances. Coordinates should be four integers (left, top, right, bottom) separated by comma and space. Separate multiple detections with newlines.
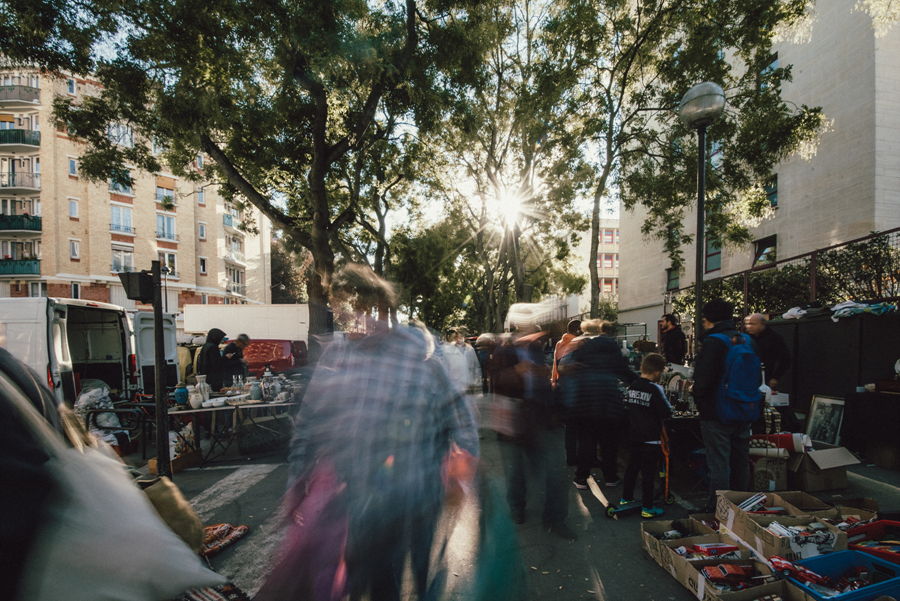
789, 550, 900, 601
847, 520, 900, 565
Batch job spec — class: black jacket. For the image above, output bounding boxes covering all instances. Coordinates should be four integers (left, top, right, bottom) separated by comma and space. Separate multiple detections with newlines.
692, 321, 756, 422
753, 327, 791, 384
558, 335, 637, 421
197, 328, 227, 390
662, 326, 687, 365
625, 377, 673, 442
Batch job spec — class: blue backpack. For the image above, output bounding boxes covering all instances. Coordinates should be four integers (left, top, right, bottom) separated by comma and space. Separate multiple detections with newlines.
709, 333, 763, 424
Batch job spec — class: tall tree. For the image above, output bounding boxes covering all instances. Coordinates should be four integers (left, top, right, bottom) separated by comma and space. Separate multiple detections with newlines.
543, 0, 825, 318
38, 0, 495, 347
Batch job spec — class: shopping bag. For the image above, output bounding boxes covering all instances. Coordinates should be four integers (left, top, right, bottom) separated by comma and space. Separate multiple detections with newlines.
139, 476, 205, 554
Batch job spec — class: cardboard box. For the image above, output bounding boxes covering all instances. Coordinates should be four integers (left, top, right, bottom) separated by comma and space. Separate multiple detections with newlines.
660, 533, 755, 562
716, 491, 809, 534
788, 443, 861, 492
731, 514, 847, 561
148, 448, 203, 474
642, 519, 718, 566
690, 513, 722, 532
829, 497, 880, 514
752, 457, 789, 492
680, 558, 779, 601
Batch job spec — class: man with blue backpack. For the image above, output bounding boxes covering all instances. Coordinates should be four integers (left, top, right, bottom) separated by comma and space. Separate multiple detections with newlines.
691, 299, 764, 512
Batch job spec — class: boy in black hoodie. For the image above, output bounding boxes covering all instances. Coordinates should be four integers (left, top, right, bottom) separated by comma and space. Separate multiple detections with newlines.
622, 353, 672, 518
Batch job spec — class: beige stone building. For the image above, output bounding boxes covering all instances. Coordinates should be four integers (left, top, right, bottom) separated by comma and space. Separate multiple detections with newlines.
597, 217, 620, 296
0, 70, 272, 311
617, 0, 900, 328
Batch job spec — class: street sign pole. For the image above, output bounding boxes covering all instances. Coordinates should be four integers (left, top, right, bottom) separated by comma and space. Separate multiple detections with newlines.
152, 260, 171, 479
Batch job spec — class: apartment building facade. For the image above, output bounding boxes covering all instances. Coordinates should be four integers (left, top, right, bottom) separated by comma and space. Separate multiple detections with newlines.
597, 217, 620, 296
617, 0, 900, 327
0, 70, 272, 310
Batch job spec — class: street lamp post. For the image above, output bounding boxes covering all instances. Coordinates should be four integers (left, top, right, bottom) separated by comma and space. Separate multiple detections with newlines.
678, 82, 726, 357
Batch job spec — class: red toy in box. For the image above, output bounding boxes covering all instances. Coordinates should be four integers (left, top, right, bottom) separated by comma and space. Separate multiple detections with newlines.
693, 543, 740, 556
701, 564, 754, 584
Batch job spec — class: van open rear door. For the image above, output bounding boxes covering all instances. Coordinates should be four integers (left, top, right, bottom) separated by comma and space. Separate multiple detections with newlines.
132, 312, 179, 394
47, 299, 76, 407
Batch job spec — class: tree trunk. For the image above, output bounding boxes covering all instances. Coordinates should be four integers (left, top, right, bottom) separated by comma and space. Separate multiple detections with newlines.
589, 186, 601, 319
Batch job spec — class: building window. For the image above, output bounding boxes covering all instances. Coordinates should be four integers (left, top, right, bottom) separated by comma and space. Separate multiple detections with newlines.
604, 230, 614, 244
107, 123, 134, 148
666, 268, 680, 291
69, 198, 78, 218
111, 205, 134, 234
196, 154, 204, 168
66, 79, 75, 95
71, 283, 80, 299
156, 214, 177, 241
69, 239, 80, 259
156, 186, 174, 203
198, 222, 207, 240
197, 188, 205, 205
602, 280, 613, 293
111, 247, 134, 272
199, 257, 208, 274
705, 238, 721, 273
614, 254, 619, 269
30, 282, 47, 297
68, 158, 77, 176
602, 254, 613, 269
158, 251, 176, 277
615, 230, 620, 244
765, 175, 778, 207
753, 235, 777, 268
110, 177, 133, 195
151, 137, 166, 155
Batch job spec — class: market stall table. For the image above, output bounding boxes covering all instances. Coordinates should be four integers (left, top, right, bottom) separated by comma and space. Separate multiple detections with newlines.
169, 396, 298, 463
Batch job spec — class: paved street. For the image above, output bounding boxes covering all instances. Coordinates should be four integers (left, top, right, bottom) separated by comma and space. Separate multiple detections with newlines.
129, 399, 900, 600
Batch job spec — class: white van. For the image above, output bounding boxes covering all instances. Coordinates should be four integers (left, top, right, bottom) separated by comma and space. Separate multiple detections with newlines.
0, 298, 178, 407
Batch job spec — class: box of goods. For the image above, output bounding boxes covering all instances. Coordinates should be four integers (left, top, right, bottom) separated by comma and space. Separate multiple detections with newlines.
754, 433, 813, 453
726, 513, 847, 561
847, 521, 900, 566
788, 443, 861, 493
716, 492, 810, 535
642, 519, 718, 567
785, 550, 900, 601
680, 558, 780, 601
662, 533, 755, 563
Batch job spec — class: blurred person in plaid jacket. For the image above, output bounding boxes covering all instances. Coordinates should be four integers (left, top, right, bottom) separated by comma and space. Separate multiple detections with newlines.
285, 265, 480, 601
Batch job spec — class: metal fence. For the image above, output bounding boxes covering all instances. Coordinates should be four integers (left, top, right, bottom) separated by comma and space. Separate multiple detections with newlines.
666, 227, 900, 320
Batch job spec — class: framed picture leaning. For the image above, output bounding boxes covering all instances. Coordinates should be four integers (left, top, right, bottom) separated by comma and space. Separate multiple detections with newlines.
805, 396, 845, 446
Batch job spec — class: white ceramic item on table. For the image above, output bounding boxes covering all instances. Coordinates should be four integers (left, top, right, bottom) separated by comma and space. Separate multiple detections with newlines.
212, 399, 226, 407
188, 385, 203, 409
202, 400, 214, 408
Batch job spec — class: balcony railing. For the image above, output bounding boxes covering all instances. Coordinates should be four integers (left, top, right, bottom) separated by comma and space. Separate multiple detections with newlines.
226, 249, 246, 263
0, 214, 41, 231
0, 130, 40, 146
0, 258, 40, 275
111, 223, 135, 234
156, 230, 179, 242
0, 172, 40, 189
223, 213, 233, 228
226, 281, 246, 295
0, 86, 40, 103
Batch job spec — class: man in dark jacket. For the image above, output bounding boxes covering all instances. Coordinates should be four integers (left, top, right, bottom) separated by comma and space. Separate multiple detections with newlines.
559, 319, 638, 490
197, 328, 227, 391
222, 333, 250, 386
660, 313, 687, 365
744, 314, 791, 392
690, 300, 757, 511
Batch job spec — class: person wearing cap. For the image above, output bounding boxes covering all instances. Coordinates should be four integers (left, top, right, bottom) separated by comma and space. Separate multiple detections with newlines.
223, 333, 250, 386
